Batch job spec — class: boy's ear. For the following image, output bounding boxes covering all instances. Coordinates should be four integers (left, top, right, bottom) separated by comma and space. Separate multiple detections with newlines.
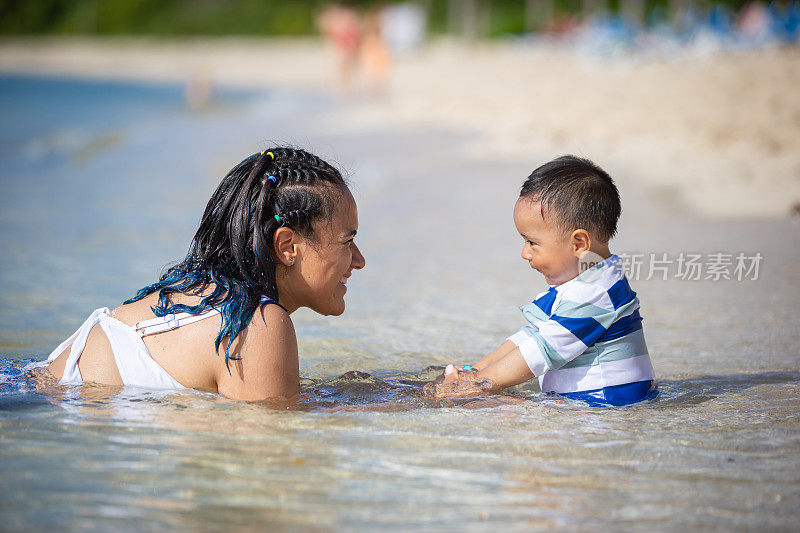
273, 227, 298, 266
570, 229, 591, 256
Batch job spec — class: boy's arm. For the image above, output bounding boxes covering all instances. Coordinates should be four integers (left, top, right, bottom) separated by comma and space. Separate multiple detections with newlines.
471, 340, 517, 370
475, 347, 534, 390
431, 283, 640, 398
430, 346, 534, 399
436, 297, 637, 398
435, 340, 518, 387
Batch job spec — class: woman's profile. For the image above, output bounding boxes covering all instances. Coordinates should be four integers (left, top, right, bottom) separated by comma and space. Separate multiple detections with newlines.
46, 147, 365, 401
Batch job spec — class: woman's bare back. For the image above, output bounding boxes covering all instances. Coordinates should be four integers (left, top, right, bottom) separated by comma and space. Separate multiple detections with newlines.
48, 291, 296, 397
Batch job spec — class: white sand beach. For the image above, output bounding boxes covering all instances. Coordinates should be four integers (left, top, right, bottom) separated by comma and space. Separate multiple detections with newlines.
1, 37, 798, 219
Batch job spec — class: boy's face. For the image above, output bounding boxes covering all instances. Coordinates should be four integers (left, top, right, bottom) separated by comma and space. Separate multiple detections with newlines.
513, 198, 579, 285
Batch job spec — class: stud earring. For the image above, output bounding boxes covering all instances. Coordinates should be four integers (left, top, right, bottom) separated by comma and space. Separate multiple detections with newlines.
289, 257, 295, 265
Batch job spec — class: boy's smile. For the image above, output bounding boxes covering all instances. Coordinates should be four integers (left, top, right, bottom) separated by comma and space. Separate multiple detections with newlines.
513, 198, 581, 286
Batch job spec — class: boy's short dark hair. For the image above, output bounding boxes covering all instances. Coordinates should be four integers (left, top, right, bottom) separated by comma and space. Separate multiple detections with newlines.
520, 155, 621, 243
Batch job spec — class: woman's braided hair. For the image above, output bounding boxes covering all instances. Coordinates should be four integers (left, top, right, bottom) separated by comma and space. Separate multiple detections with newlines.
125, 147, 349, 369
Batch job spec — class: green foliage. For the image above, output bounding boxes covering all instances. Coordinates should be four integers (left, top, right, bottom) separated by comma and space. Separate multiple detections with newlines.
489, 1, 527, 35
0, 0, 325, 35
0, 0, 71, 33
0, 0, 751, 37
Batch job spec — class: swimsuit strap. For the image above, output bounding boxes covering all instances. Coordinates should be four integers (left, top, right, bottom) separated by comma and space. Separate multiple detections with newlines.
133, 296, 286, 338
134, 307, 220, 337
261, 297, 288, 313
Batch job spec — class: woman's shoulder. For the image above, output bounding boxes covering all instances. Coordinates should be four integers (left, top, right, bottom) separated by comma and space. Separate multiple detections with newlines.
217, 302, 300, 400
239, 301, 298, 366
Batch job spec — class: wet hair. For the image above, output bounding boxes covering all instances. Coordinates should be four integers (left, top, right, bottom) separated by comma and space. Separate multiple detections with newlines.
125, 146, 349, 369
519, 155, 621, 243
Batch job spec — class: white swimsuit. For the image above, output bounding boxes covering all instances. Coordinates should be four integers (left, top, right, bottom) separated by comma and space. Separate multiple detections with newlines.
46, 306, 222, 390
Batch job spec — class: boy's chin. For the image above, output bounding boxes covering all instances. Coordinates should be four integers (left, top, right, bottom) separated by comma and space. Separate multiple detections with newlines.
543, 268, 581, 285
544, 274, 572, 286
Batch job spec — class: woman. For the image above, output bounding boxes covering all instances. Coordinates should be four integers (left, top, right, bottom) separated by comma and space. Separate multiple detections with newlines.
47, 147, 365, 401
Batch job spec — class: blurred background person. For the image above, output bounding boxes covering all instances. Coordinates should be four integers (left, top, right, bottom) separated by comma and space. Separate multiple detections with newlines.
316, 3, 362, 94
360, 6, 391, 96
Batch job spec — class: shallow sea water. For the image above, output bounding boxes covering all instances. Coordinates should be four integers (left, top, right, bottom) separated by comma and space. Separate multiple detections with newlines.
1, 74, 799, 531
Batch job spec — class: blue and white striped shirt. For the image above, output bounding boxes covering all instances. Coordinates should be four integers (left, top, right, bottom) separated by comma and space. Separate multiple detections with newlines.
508, 254, 655, 394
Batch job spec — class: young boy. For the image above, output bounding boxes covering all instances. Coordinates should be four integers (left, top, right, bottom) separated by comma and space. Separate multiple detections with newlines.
438, 155, 656, 406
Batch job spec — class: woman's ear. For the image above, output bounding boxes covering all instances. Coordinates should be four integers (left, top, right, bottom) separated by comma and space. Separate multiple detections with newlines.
570, 229, 591, 256
273, 227, 297, 266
